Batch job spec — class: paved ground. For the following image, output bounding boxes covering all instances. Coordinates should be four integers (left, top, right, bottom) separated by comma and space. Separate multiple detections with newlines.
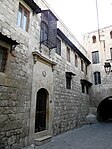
23, 122, 112, 149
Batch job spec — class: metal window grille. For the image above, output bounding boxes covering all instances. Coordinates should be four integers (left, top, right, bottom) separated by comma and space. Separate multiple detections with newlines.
40, 10, 57, 49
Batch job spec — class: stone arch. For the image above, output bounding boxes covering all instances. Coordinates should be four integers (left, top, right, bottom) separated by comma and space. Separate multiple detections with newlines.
97, 96, 112, 122
35, 88, 49, 133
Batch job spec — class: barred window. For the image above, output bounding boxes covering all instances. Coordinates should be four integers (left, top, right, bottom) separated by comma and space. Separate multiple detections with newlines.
40, 21, 48, 46
40, 10, 57, 49
92, 51, 99, 64
0, 46, 8, 72
17, 3, 29, 31
56, 37, 61, 55
94, 71, 101, 85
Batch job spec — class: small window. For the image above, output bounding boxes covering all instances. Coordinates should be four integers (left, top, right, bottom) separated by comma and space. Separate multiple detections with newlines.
75, 54, 78, 67
66, 73, 71, 89
67, 47, 70, 62
86, 86, 88, 94
81, 83, 89, 94
94, 71, 101, 85
17, 3, 29, 31
0, 46, 8, 72
92, 35, 96, 43
81, 59, 84, 71
110, 31, 112, 39
81, 83, 85, 93
92, 51, 99, 64
110, 48, 112, 60
85, 64, 88, 74
56, 38, 61, 55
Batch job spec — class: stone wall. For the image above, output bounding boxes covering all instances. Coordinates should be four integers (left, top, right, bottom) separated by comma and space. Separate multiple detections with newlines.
0, 0, 34, 148
0, 0, 91, 148
53, 35, 90, 135
83, 26, 112, 115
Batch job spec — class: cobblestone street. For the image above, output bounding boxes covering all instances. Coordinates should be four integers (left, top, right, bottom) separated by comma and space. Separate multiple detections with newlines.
23, 122, 112, 149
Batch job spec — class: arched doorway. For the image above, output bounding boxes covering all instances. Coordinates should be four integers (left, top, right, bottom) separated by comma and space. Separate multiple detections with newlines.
35, 88, 49, 133
97, 96, 112, 122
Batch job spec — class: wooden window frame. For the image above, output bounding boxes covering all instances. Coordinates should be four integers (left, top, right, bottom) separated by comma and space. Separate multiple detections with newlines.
0, 46, 8, 73
17, 3, 30, 32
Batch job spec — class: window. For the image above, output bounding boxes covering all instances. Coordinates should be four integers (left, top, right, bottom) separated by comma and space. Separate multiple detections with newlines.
75, 54, 78, 67
94, 72, 101, 85
67, 47, 70, 62
92, 35, 96, 43
56, 37, 61, 55
86, 86, 88, 94
0, 46, 8, 72
85, 64, 88, 74
17, 3, 29, 31
110, 31, 112, 39
81, 59, 84, 71
110, 48, 112, 60
92, 51, 99, 64
81, 83, 85, 93
81, 83, 89, 94
40, 10, 57, 49
40, 21, 48, 46
66, 73, 72, 89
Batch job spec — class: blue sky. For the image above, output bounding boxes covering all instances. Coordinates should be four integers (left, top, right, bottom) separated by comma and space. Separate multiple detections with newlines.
45, 0, 112, 42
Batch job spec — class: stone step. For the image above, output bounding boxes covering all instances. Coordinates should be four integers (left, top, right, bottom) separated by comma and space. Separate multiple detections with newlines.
34, 135, 52, 146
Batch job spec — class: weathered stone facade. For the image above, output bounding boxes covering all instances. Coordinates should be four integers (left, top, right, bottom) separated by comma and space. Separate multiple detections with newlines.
0, 0, 92, 148
83, 26, 112, 118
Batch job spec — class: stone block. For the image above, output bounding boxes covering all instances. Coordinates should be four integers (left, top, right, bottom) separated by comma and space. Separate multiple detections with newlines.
34, 135, 52, 146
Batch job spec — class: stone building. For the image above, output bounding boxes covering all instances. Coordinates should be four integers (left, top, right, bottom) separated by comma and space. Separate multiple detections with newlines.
0, 0, 93, 148
83, 26, 112, 122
